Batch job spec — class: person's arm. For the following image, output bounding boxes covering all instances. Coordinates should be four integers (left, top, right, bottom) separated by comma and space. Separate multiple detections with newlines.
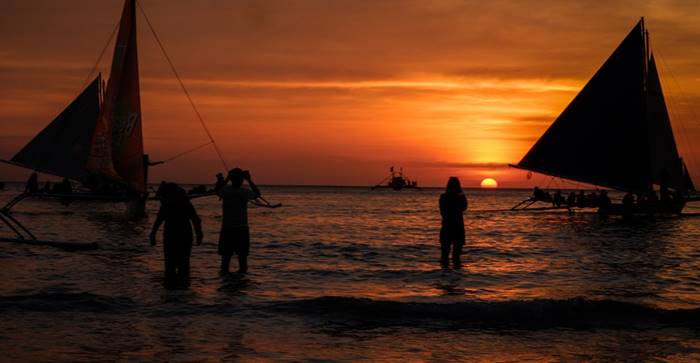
462, 195, 468, 212
244, 171, 261, 199
149, 209, 164, 246
188, 202, 204, 245
439, 194, 447, 218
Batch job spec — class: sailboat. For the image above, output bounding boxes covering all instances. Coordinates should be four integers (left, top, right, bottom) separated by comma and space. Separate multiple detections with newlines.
1, 0, 283, 245
510, 18, 698, 215
2, 0, 147, 209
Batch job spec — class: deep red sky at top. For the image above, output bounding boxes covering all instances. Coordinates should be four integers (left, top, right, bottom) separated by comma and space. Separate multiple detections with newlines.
1, 0, 700, 187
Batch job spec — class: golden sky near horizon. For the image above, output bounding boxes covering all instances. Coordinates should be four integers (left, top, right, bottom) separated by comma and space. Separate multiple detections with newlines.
1, 0, 700, 187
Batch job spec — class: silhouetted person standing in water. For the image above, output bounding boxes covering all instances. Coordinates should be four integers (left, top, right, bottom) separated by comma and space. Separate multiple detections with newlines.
150, 183, 203, 286
218, 168, 261, 274
439, 177, 468, 267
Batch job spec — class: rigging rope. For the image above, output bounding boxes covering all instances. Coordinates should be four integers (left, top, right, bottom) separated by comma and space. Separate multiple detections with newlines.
655, 50, 700, 176
80, 21, 119, 92
136, 0, 229, 172
162, 141, 214, 162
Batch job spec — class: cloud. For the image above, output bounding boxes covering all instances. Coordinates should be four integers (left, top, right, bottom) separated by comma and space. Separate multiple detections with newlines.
2, 0, 700, 185
429, 162, 511, 169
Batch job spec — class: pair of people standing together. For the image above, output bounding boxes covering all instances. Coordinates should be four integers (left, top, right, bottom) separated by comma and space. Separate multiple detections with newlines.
150, 168, 259, 285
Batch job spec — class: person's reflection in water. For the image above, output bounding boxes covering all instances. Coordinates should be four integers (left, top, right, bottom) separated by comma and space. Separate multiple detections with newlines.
150, 182, 204, 288
439, 177, 468, 268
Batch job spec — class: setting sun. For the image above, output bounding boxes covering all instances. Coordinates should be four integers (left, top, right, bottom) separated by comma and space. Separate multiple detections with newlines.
480, 178, 498, 188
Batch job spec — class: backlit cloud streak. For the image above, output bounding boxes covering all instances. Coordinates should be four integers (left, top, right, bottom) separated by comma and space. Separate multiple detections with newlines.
140, 77, 581, 93
1, 0, 699, 186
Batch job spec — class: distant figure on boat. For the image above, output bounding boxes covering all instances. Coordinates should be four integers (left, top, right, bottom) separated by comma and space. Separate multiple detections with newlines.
41, 181, 51, 193
214, 173, 226, 192
567, 191, 576, 207
622, 192, 635, 215
0, 181, 4, 190
647, 190, 659, 206
587, 191, 599, 208
553, 190, 565, 207
660, 184, 672, 208
598, 190, 612, 214
188, 185, 207, 195
50, 178, 72, 195
218, 168, 261, 274
150, 182, 203, 287
439, 177, 467, 267
636, 193, 647, 208
24, 172, 39, 194
577, 190, 586, 207
532, 187, 552, 203
60, 178, 72, 194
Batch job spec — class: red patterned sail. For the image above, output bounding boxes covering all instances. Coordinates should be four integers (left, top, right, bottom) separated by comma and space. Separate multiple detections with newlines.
87, 0, 145, 193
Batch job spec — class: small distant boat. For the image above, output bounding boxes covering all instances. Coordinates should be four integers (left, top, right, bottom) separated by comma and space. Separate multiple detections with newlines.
0, 182, 5, 190
371, 167, 421, 191
510, 18, 698, 215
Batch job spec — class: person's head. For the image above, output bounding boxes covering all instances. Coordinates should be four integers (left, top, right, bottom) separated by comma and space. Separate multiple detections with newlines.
216, 173, 224, 180
227, 168, 244, 187
163, 182, 187, 203
445, 177, 462, 194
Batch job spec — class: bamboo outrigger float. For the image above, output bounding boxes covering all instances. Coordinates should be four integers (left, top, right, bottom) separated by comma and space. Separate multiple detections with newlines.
510, 18, 700, 216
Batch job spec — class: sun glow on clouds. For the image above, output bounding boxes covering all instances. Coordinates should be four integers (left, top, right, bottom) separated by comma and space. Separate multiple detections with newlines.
142, 77, 581, 93
1, 1, 700, 186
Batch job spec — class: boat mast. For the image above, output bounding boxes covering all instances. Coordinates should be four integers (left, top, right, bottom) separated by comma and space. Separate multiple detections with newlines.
642, 17, 652, 191
642, 17, 649, 91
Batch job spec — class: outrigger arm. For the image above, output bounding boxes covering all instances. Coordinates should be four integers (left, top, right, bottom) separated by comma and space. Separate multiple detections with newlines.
1, 193, 98, 250
2, 193, 38, 241
1, 201, 37, 241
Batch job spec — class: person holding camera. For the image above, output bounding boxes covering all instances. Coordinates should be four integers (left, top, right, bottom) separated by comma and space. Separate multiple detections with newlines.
217, 168, 261, 274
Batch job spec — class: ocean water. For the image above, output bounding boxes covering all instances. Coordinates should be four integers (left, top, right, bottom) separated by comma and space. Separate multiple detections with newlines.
2, 184, 700, 361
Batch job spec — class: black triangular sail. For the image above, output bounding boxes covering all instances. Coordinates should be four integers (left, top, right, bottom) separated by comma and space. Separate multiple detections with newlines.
646, 53, 685, 190
9, 76, 101, 180
683, 162, 696, 191
515, 20, 650, 192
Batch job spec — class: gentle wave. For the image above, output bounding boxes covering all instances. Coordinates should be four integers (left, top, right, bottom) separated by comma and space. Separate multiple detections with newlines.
0, 292, 135, 312
4, 291, 700, 329
270, 296, 700, 328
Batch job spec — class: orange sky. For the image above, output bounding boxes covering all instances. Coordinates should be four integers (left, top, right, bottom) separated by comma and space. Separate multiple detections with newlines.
2, 0, 700, 187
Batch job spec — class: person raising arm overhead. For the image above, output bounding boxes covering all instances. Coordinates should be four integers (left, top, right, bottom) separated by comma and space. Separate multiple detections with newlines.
217, 168, 260, 274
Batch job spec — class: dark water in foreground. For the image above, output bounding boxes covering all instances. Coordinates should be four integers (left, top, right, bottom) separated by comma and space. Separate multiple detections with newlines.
2, 185, 700, 361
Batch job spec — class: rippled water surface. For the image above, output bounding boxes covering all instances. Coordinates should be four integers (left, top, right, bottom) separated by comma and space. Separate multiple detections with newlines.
2, 185, 700, 361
